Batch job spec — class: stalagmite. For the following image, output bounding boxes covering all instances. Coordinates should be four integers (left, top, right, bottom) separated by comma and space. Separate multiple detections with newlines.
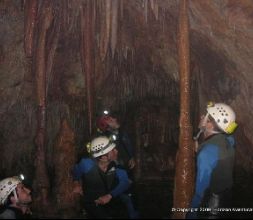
54, 119, 79, 217
172, 0, 195, 219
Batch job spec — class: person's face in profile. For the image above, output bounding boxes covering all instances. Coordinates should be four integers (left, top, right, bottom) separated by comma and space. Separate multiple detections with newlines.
108, 148, 118, 161
16, 183, 32, 204
107, 117, 120, 130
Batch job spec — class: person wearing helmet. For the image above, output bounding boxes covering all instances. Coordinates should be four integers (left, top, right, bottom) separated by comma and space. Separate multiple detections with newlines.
187, 102, 238, 219
72, 136, 137, 219
0, 176, 32, 219
96, 114, 136, 176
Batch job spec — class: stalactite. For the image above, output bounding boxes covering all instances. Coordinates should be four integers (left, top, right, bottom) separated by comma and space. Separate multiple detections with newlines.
150, 0, 155, 18
62, 0, 74, 36
61, 0, 68, 33
33, 0, 54, 210
131, 48, 134, 71
150, 0, 159, 20
162, 8, 166, 34
99, 0, 111, 61
144, 0, 148, 24
123, 46, 127, 59
154, 1, 159, 20
172, 1, 195, 219
120, 0, 124, 20
64, 0, 79, 34
110, 0, 119, 58
24, 0, 38, 58
45, 4, 61, 95
80, 0, 95, 136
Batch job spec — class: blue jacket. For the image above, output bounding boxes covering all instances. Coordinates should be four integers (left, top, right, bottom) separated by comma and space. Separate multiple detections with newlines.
190, 134, 235, 209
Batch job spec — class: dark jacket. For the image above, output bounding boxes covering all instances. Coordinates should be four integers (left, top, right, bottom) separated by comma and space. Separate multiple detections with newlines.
73, 158, 130, 203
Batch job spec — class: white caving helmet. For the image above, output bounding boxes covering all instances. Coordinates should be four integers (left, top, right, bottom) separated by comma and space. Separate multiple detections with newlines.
90, 136, 116, 158
207, 102, 238, 134
0, 176, 21, 205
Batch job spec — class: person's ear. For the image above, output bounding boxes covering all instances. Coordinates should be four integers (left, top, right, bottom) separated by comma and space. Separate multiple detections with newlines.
10, 195, 17, 204
210, 121, 215, 129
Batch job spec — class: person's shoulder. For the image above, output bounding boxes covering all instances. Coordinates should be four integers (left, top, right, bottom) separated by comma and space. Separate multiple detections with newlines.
115, 167, 128, 176
79, 157, 95, 166
82, 157, 92, 161
0, 208, 16, 219
199, 143, 219, 157
115, 164, 125, 170
226, 135, 235, 146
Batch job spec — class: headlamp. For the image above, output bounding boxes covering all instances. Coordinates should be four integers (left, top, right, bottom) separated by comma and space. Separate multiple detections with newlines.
111, 134, 117, 141
86, 142, 91, 153
19, 174, 25, 181
207, 101, 214, 107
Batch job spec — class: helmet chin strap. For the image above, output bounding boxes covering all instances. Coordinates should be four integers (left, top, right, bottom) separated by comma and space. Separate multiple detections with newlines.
193, 128, 205, 141
205, 128, 221, 135
13, 189, 19, 203
193, 113, 221, 140
193, 113, 209, 140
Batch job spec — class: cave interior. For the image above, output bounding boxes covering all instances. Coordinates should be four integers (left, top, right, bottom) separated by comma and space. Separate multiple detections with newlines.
0, 0, 253, 218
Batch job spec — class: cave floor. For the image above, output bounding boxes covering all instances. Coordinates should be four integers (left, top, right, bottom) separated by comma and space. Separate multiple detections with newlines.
126, 171, 253, 219
134, 179, 173, 219
33, 171, 253, 219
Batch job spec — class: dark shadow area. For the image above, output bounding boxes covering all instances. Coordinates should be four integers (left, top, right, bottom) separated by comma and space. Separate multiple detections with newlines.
231, 169, 253, 219
135, 179, 174, 219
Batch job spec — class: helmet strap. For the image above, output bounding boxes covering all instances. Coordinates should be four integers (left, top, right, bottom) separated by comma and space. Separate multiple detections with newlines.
13, 189, 18, 203
194, 113, 222, 140
193, 113, 210, 140
203, 113, 209, 126
205, 128, 221, 135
